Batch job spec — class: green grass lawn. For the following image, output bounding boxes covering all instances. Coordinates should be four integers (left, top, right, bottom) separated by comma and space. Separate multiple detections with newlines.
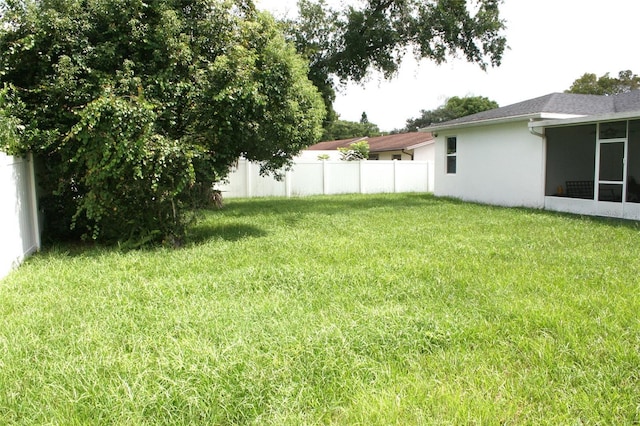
1, 193, 639, 425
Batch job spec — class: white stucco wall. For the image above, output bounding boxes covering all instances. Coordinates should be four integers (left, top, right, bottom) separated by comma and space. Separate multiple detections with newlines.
413, 143, 434, 162
433, 121, 545, 208
413, 143, 435, 191
373, 151, 411, 161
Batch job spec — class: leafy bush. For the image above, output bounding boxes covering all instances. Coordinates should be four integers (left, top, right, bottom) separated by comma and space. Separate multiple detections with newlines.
338, 140, 370, 161
0, 86, 20, 148
0, 1, 325, 245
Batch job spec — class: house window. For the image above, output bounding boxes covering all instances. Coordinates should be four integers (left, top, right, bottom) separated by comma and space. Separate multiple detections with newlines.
392, 154, 402, 160
368, 154, 379, 160
446, 137, 457, 174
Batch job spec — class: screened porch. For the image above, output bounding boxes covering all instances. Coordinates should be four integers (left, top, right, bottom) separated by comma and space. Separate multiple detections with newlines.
544, 119, 640, 220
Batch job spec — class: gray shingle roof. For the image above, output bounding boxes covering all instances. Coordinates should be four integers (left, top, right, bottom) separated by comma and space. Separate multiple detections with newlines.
612, 90, 640, 112
425, 90, 640, 130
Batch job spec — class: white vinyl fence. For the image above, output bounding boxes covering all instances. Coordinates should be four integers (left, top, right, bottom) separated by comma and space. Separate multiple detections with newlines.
217, 159, 434, 198
1, 152, 40, 280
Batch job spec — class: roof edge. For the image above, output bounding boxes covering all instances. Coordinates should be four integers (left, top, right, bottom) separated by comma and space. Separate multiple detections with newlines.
420, 113, 584, 133
406, 140, 435, 150
529, 110, 640, 129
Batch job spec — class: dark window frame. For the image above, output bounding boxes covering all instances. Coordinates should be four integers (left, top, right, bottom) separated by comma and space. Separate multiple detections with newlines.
446, 137, 457, 174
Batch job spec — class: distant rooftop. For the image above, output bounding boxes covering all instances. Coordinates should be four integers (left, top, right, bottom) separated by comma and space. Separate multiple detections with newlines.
307, 132, 434, 152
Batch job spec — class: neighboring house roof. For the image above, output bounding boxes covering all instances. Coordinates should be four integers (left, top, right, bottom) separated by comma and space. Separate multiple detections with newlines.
307, 132, 434, 152
307, 137, 364, 151
423, 91, 640, 132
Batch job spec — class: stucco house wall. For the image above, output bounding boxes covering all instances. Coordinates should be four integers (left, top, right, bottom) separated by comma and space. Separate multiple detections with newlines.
413, 143, 434, 162
373, 150, 412, 161
424, 91, 640, 220
434, 121, 545, 208
412, 143, 435, 190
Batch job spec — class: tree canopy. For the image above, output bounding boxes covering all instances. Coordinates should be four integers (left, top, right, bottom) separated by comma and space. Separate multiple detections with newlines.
322, 114, 382, 140
0, 0, 325, 245
286, 0, 507, 127
400, 95, 498, 132
566, 70, 640, 95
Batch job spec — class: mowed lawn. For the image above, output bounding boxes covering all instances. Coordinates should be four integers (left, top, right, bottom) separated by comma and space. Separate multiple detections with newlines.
1, 193, 639, 425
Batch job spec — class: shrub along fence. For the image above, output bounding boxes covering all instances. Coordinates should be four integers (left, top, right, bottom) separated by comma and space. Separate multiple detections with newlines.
0, 152, 40, 280
217, 159, 434, 198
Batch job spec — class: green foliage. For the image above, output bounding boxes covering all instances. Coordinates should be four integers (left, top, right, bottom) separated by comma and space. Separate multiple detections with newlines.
286, 0, 506, 130
290, 0, 506, 82
401, 95, 499, 131
316, 153, 330, 160
566, 70, 640, 95
0, 0, 325, 244
64, 92, 198, 244
0, 85, 21, 150
322, 117, 381, 140
284, 0, 340, 127
338, 140, 370, 161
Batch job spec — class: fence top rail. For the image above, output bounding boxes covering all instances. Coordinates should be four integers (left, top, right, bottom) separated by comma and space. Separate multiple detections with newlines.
237, 160, 433, 168
293, 159, 433, 164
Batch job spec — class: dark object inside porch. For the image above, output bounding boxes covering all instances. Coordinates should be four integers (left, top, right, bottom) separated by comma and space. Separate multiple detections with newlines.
627, 177, 640, 202
565, 180, 594, 199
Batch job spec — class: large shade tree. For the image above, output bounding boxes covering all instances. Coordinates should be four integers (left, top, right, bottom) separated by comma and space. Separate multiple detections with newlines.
0, 0, 325, 244
286, 0, 507, 126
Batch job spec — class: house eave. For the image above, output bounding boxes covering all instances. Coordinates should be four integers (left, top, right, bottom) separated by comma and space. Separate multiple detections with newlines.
370, 145, 429, 153
420, 113, 584, 133
405, 140, 435, 150
370, 148, 407, 153
529, 110, 640, 130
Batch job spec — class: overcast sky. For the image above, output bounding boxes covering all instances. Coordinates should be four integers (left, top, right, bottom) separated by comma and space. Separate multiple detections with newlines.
255, 0, 640, 131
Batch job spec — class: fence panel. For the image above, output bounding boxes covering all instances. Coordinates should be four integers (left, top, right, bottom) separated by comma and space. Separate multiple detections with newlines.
290, 162, 324, 196
395, 161, 432, 193
218, 159, 432, 198
324, 162, 361, 194
361, 161, 395, 193
252, 165, 287, 197
1, 153, 40, 279
224, 159, 249, 198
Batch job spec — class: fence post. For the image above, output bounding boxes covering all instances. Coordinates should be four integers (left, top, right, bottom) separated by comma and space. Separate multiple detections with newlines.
393, 159, 397, 193
27, 153, 41, 251
244, 159, 252, 198
322, 160, 329, 195
285, 168, 292, 198
359, 160, 364, 194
